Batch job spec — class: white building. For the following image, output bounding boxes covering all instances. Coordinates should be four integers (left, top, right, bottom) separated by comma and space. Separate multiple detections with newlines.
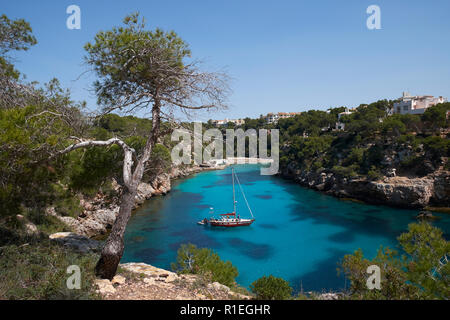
211, 118, 245, 127
337, 108, 354, 121
265, 112, 301, 124
335, 108, 354, 131
394, 92, 447, 115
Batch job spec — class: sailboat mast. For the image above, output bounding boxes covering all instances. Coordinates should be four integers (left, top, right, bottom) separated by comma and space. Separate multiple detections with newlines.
232, 168, 236, 214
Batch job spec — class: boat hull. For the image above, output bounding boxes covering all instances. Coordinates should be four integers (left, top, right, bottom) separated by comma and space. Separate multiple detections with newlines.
209, 219, 255, 227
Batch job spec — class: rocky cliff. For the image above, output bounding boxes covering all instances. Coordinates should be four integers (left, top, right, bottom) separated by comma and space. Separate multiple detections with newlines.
281, 163, 450, 209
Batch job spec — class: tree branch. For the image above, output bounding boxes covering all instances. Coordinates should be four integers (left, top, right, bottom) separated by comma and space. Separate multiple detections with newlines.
52, 137, 135, 187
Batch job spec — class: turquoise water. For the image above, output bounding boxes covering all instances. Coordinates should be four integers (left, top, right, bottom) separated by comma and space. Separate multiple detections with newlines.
122, 165, 450, 292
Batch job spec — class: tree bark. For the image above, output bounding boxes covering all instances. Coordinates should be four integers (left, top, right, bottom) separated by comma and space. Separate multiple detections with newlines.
95, 187, 136, 279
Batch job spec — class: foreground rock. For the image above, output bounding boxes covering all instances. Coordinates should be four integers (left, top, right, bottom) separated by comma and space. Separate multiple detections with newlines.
317, 293, 342, 300
94, 262, 252, 300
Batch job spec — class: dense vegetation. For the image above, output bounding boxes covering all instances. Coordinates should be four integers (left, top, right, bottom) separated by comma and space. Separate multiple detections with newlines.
0, 236, 99, 300
276, 101, 450, 179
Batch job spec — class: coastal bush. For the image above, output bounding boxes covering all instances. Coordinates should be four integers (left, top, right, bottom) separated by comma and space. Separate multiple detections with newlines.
381, 116, 407, 137
147, 144, 172, 175
367, 166, 383, 181
250, 275, 293, 300
397, 222, 450, 299
171, 243, 239, 288
343, 147, 365, 167
422, 136, 450, 160
26, 207, 72, 234
67, 146, 122, 194
421, 103, 450, 130
339, 247, 420, 300
339, 222, 449, 300
331, 165, 358, 179
0, 238, 100, 300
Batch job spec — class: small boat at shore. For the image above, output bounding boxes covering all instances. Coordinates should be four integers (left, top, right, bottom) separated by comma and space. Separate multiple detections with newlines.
198, 168, 255, 227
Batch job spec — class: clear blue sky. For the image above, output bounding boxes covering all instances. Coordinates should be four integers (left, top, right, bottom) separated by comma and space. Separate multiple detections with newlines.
3, 0, 450, 121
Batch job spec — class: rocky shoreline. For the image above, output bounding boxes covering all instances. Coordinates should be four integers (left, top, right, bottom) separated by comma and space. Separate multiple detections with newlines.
280, 163, 450, 209
47, 165, 219, 238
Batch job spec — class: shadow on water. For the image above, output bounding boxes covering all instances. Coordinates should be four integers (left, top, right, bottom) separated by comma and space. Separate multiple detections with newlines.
328, 231, 355, 244
141, 226, 168, 232
227, 238, 274, 260
287, 199, 410, 241
133, 247, 165, 263
169, 227, 223, 251
290, 248, 348, 293
255, 194, 272, 200
258, 223, 278, 230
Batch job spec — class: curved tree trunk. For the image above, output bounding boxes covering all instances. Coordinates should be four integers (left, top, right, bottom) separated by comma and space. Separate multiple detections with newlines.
95, 188, 136, 279
95, 99, 161, 280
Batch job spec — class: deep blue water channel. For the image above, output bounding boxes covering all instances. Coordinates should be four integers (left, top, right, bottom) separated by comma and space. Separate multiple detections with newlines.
122, 164, 450, 292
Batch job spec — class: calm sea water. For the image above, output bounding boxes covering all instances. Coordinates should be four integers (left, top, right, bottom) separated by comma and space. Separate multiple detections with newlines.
122, 164, 450, 292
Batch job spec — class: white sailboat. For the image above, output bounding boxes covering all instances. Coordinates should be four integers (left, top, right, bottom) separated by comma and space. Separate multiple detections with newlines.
198, 168, 255, 227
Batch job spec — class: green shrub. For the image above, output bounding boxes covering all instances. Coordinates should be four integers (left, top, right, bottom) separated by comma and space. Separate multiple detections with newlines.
400, 155, 421, 169
332, 165, 358, 178
367, 166, 383, 181
54, 194, 83, 218
0, 239, 100, 300
343, 147, 365, 167
171, 243, 238, 288
423, 136, 450, 160
339, 222, 449, 300
421, 102, 450, 130
250, 275, 293, 300
26, 208, 72, 234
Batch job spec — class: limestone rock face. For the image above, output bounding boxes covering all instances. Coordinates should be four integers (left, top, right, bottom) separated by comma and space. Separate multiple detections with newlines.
111, 275, 126, 285
55, 207, 119, 238
150, 173, 171, 195
95, 279, 116, 295
337, 177, 435, 208
432, 171, 450, 205
134, 182, 155, 206
120, 262, 180, 280
207, 282, 231, 293
281, 164, 449, 209
49, 232, 102, 253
